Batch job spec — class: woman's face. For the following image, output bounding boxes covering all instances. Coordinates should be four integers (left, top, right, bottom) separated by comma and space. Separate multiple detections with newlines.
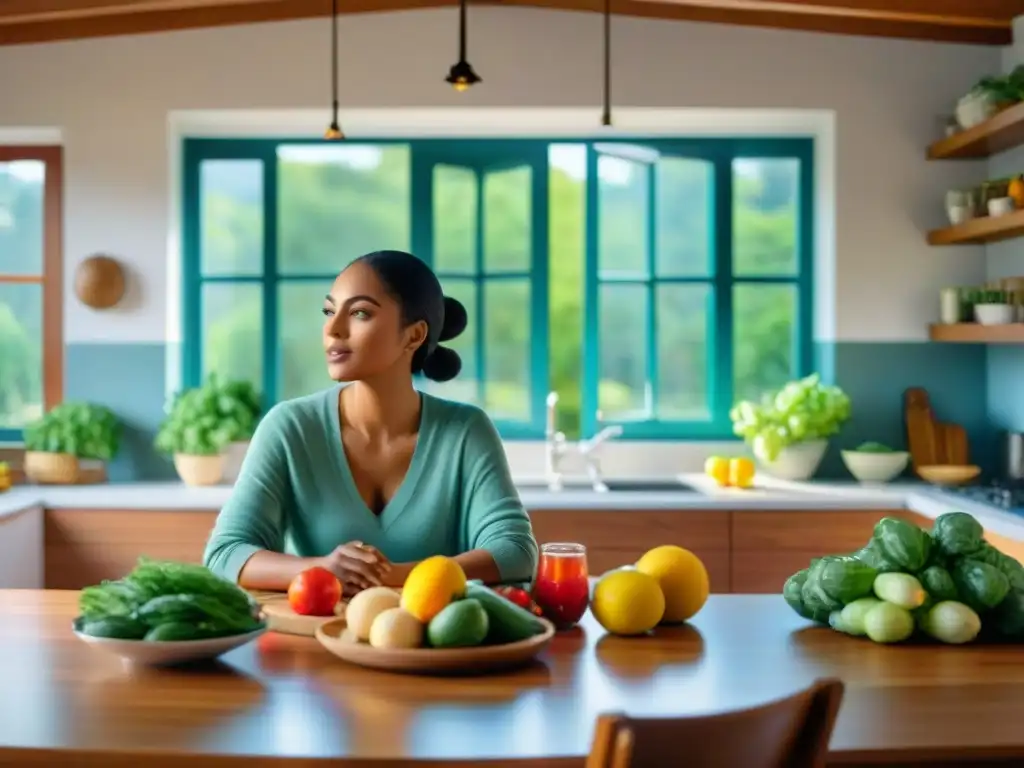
322, 260, 428, 382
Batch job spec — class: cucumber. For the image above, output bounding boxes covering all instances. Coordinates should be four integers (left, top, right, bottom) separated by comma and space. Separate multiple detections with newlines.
144, 622, 218, 642
464, 582, 546, 644
79, 615, 149, 640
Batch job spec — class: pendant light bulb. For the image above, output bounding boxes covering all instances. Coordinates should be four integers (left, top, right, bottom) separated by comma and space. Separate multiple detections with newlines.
445, 0, 481, 92
446, 60, 481, 92
325, 119, 344, 140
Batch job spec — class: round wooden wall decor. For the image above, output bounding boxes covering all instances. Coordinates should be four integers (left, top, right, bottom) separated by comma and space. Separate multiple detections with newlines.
74, 254, 125, 310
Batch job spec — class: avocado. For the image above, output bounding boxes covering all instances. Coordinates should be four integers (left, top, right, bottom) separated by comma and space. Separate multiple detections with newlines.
426, 598, 489, 648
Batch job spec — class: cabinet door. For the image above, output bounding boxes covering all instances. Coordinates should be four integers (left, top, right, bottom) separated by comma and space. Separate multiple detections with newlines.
528, 509, 730, 593
44, 510, 219, 589
731, 509, 912, 594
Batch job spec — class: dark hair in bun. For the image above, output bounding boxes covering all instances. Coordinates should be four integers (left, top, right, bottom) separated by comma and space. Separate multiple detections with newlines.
351, 250, 467, 383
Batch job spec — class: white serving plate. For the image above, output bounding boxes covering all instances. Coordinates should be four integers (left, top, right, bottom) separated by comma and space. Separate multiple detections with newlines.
72, 621, 268, 666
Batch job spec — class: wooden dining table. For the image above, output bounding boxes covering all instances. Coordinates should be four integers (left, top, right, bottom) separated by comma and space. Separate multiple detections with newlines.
0, 589, 1022, 767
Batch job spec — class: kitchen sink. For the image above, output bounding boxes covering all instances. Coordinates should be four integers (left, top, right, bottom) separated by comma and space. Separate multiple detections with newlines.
516, 479, 696, 493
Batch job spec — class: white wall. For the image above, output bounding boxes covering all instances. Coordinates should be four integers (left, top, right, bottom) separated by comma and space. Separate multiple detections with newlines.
0, 7, 999, 346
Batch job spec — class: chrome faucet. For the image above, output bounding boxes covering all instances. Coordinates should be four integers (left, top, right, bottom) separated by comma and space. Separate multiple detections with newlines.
545, 392, 623, 493
545, 392, 569, 492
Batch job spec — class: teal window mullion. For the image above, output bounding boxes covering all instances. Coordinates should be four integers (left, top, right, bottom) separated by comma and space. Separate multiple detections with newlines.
797, 142, 815, 377
581, 146, 600, 439
529, 145, 551, 435
645, 162, 658, 419
710, 148, 733, 427
473, 168, 485, 407
181, 140, 202, 389
262, 146, 279, 404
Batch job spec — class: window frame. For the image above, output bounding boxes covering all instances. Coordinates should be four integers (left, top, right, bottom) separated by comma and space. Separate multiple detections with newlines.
580, 136, 815, 441
181, 137, 551, 439
0, 145, 64, 444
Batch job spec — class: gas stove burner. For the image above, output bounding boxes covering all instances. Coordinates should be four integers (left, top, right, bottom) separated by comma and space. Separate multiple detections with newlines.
943, 478, 1024, 512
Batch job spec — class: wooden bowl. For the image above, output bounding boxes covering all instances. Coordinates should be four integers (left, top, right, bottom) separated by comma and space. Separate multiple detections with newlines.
916, 464, 981, 486
315, 616, 556, 676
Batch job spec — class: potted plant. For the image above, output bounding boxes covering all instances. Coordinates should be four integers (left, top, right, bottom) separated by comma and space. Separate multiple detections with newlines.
208, 376, 263, 483
22, 402, 122, 485
729, 374, 851, 482
155, 376, 259, 487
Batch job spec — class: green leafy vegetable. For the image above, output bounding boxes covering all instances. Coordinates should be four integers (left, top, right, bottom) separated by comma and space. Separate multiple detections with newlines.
951, 558, 1011, 613
783, 569, 813, 620
75, 557, 262, 642
872, 517, 931, 573
989, 589, 1024, 640
854, 441, 894, 453
932, 512, 984, 558
23, 401, 122, 460
729, 374, 851, 462
919, 565, 958, 602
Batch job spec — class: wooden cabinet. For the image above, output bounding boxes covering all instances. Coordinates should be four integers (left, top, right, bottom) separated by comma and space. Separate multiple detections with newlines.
39, 505, 1024, 594
44, 509, 218, 589
730, 509, 916, 594
529, 509, 731, 592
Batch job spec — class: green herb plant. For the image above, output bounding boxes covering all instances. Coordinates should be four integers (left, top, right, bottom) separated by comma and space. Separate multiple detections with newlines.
729, 374, 852, 463
974, 65, 1024, 105
23, 402, 122, 461
154, 374, 263, 457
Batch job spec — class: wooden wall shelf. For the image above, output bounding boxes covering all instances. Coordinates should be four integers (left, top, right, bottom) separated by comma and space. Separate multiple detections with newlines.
927, 102, 1024, 160
927, 209, 1024, 245
929, 323, 1024, 343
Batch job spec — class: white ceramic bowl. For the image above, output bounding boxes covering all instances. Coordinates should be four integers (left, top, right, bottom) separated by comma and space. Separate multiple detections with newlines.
756, 439, 828, 481
840, 450, 910, 484
974, 303, 1015, 325
73, 620, 268, 666
987, 196, 1016, 217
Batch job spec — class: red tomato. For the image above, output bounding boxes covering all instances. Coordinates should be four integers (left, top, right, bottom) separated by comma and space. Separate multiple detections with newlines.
287, 567, 342, 616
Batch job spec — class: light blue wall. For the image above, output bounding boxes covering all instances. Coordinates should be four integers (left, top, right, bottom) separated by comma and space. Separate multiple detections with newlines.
66, 340, 995, 481
64, 343, 177, 482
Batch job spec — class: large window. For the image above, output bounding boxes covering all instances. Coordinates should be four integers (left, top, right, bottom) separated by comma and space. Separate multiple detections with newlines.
182, 137, 812, 440
0, 146, 63, 442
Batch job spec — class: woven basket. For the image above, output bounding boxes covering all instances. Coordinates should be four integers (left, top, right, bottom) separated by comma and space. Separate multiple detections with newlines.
173, 454, 225, 487
24, 451, 80, 485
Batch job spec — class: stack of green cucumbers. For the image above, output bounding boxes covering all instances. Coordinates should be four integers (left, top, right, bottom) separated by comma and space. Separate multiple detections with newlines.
74, 558, 264, 642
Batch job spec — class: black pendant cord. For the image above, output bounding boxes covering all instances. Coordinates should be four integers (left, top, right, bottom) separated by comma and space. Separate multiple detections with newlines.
458, 0, 468, 62
325, 0, 342, 136
601, 0, 611, 127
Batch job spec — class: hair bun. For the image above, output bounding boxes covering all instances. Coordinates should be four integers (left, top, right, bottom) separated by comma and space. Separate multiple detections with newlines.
422, 345, 462, 383
439, 296, 468, 342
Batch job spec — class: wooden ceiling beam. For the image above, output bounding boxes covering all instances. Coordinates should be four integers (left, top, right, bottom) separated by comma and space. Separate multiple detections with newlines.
0, 0, 1012, 46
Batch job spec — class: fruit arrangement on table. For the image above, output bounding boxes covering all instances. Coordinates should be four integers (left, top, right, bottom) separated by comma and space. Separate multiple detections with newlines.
72, 558, 267, 665
783, 511, 1024, 645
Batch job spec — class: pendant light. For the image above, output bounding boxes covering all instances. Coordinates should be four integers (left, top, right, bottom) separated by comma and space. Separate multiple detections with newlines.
324, 0, 344, 140
601, 0, 612, 127
445, 0, 481, 92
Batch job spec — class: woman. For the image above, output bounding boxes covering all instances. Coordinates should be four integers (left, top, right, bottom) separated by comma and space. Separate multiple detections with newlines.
203, 250, 539, 595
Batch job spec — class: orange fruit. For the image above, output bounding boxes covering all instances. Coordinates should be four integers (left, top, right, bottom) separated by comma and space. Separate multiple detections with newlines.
635, 545, 710, 624
399, 556, 466, 623
1009, 176, 1024, 208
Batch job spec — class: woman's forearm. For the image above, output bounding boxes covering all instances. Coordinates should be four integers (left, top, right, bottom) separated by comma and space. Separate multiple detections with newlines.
381, 549, 503, 589
237, 550, 323, 592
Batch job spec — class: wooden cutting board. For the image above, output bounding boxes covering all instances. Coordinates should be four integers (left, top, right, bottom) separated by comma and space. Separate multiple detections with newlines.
249, 590, 346, 637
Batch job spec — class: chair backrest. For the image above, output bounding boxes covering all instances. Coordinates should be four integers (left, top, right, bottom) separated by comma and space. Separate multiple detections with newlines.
586, 677, 845, 768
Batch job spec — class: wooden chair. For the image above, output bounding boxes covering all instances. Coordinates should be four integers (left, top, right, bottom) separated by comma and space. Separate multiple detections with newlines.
586, 677, 845, 768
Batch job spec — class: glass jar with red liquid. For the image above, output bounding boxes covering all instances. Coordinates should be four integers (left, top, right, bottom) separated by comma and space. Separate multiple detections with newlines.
532, 543, 589, 630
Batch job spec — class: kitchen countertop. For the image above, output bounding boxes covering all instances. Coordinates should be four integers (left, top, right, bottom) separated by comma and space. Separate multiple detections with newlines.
3, 475, 1024, 541
2, 589, 1022, 767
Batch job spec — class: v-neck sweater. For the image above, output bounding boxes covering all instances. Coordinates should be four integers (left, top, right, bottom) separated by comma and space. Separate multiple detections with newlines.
202, 386, 540, 585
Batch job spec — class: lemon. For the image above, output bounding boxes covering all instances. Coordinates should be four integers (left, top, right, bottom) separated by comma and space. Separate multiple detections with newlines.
728, 457, 755, 489
400, 556, 467, 623
590, 570, 665, 636
703, 455, 730, 487
636, 545, 709, 624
